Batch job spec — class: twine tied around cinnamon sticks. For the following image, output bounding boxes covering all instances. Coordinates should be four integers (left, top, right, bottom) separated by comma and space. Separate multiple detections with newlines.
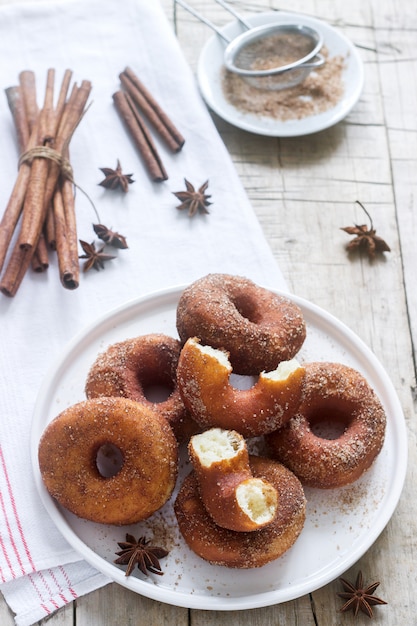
18, 145, 74, 181
0, 69, 92, 296
0, 67, 184, 296
17, 142, 99, 235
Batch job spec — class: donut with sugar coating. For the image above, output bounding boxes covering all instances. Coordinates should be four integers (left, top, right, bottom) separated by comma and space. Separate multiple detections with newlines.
85, 333, 198, 443
38, 396, 178, 525
176, 273, 306, 375
188, 427, 278, 532
177, 337, 305, 437
174, 455, 306, 568
266, 361, 386, 488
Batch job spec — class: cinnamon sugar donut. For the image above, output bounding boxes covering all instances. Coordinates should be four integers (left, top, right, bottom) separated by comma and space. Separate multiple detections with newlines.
85, 333, 198, 443
174, 456, 306, 568
188, 428, 279, 532
177, 337, 305, 437
266, 362, 386, 488
176, 274, 306, 375
38, 397, 178, 525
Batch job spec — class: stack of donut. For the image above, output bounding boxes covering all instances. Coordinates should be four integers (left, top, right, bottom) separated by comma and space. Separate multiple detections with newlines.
38, 273, 387, 569
175, 273, 386, 491
174, 426, 306, 568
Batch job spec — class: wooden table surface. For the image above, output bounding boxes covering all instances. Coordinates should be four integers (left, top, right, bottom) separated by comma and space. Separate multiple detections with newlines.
1, 0, 415, 624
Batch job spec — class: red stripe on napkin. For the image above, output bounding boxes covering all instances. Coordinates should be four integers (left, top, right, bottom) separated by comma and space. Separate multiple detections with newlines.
0, 446, 36, 578
58, 566, 78, 599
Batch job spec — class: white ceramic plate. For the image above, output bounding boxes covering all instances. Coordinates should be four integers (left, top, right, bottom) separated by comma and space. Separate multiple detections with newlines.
31, 286, 407, 610
197, 11, 364, 136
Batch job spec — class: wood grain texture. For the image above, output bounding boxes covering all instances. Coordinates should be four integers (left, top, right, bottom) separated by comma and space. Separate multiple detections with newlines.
0, 0, 415, 624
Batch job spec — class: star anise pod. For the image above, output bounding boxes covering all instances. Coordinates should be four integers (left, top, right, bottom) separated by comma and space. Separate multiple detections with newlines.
78, 240, 116, 272
99, 160, 134, 192
173, 179, 211, 216
114, 534, 169, 577
341, 201, 390, 259
337, 571, 387, 618
93, 224, 128, 249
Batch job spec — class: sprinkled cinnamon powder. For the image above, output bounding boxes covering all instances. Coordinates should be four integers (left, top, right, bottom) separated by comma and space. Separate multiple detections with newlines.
221, 48, 345, 121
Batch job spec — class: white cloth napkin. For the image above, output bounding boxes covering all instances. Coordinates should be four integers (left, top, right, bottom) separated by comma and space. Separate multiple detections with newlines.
0, 0, 287, 624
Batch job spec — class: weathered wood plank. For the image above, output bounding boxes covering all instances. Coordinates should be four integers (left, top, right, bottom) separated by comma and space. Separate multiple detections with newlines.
190, 594, 317, 626
74, 583, 189, 626
0, 593, 18, 626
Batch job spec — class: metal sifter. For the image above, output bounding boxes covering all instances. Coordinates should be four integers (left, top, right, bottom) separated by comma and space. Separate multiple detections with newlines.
175, 0, 325, 91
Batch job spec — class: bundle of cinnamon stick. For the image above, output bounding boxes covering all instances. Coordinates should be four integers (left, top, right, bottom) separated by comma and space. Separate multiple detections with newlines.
0, 69, 92, 297
113, 67, 185, 182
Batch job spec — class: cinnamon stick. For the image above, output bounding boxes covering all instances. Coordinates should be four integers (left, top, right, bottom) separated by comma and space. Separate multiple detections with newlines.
48, 82, 91, 290
44, 203, 56, 250
53, 140, 79, 290
0, 167, 28, 273
0, 242, 33, 297
113, 89, 168, 182
54, 79, 90, 149
60, 183, 79, 290
53, 185, 78, 290
18, 69, 56, 251
0, 70, 91, 295
5, 86, 29, 153
19, 70, 38, 133
19, 76, 91, 253
31, 233, 49, 272
120, 67, 185, 152
0, 83, 39, 273
54, 69, 73, 122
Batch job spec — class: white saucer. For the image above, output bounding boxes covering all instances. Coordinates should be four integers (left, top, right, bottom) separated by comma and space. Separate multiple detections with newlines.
197, 11, 364, 137
31, 286, 407, 611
